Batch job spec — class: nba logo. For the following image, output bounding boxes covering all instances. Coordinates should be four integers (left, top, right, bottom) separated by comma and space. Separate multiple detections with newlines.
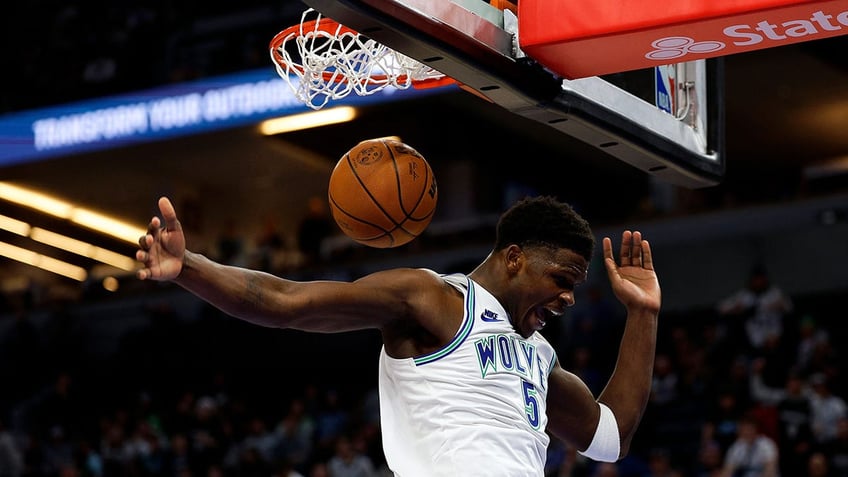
654, 64, 676, 115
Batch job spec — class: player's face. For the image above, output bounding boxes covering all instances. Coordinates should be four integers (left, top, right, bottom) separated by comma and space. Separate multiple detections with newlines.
513, 247, 588, 338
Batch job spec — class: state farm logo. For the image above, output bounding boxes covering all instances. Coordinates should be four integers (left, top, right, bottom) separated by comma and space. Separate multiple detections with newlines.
646, 37, 725, 60
644, 8, 848, 61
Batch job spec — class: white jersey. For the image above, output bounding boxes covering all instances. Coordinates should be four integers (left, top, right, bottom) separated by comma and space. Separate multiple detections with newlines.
379, 273, 556, 476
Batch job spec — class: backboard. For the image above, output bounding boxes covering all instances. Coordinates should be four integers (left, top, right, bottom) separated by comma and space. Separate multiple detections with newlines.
298, 0, 726, 188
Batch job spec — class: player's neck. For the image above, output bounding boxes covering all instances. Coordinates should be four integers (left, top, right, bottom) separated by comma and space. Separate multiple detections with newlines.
468, 252, 502, 295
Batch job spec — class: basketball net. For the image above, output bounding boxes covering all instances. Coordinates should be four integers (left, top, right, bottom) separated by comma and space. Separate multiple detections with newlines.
270, 8, 456, 110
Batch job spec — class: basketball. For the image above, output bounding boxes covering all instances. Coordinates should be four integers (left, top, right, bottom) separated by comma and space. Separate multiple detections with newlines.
327, 138, 438, 248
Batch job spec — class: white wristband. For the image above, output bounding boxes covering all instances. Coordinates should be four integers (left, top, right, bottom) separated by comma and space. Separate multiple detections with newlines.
578, 402, 621, 462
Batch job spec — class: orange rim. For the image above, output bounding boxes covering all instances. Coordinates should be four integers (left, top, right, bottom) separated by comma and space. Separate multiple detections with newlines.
269, 18, 456, 88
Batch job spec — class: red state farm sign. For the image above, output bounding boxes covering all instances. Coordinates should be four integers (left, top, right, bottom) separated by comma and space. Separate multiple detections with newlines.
518, 0, 848, 79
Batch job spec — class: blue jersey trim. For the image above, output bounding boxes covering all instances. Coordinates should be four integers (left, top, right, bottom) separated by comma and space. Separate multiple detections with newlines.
414, 276, 475, 366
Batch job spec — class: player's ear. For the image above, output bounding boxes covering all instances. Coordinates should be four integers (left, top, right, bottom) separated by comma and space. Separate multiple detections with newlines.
505, 244, 524, 273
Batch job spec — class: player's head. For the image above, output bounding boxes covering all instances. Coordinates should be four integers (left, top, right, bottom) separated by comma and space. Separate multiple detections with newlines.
494, 195, 595, 261
492, 195, 595, 337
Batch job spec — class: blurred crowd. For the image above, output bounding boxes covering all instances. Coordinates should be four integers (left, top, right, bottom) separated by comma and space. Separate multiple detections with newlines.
0, 258, 845, 477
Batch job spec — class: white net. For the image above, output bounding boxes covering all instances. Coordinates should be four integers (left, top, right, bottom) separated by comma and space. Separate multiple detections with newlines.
271, 8, 450, 110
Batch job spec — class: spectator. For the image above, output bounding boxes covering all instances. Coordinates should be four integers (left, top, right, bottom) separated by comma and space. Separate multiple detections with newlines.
694, 440, 724, 477
42, 426, 75, 476
796, 315, 830, 373
188, 396, 228, 475
650, 353, 679, 407
668, 324, 710, 400
704, 387, 746, 455
753, 332, 795, 391
234, 447, 271, 477
216, 218, 246, 266
809, 373, 848, 446
99, 420, 133, 476
590, 462, 620, 477
166, 433, 192, 476
720, 413, 779, 477
777, 375, 815, 476
570, 346, 606, 397
716, 355, 755, 414
25, 372, 82, 443
748, 361, 814, 476
543, 437, 573, 476
73, 439, 103, 477
273, 459, 306, 477
313, 391, 348, 455
645, 447, 681, 477
255, 215, 286, 272
296, 196, 334, 267
716, 263, 793, 354
166, 391, 197, 438
822, 416, 848, 477
238, 417, 278, 464
700, 321, 737, 392
308, 461, 330, 477
273, 398, 315, 472
132, 422, 170, 476
0, 418, 24, 477
326, 435, 377, 477
807, 451, 832, 477
565, 284, 622, 372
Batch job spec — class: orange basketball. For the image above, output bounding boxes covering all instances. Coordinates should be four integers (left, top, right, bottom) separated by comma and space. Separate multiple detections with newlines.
328, 138, 438, 248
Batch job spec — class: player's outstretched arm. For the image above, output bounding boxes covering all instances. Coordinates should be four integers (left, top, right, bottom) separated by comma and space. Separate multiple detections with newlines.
597, 230, 661, 457
134, 197, 426, 333
545, 231, 660, 460
135, 196, 315, 329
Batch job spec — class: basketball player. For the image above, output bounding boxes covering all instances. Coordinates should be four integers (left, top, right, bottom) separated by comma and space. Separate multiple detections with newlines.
136, 195, 661, 476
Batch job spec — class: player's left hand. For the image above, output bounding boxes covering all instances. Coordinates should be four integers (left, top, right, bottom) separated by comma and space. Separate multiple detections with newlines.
603, 230, 661, 314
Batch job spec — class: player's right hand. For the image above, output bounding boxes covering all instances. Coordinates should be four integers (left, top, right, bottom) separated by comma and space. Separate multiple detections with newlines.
136, 196, 186, 281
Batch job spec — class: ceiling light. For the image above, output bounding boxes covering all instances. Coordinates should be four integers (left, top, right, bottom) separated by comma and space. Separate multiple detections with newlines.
0, 213, 137, 272
70, 208, 144, 244
0, 214, 31, 236
259, 106, 358, 135
0, 182, 73, 217
0, 181, 145, 243
30, 227, 136, 271
89, 248, 136, 271
0, 241, 87, 281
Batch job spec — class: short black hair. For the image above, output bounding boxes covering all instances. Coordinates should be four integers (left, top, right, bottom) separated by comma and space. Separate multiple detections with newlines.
494, 196, 595, 260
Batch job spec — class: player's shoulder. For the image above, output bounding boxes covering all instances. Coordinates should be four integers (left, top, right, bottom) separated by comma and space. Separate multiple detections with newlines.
363, 267, 447, 290
372, 268, 466, 342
